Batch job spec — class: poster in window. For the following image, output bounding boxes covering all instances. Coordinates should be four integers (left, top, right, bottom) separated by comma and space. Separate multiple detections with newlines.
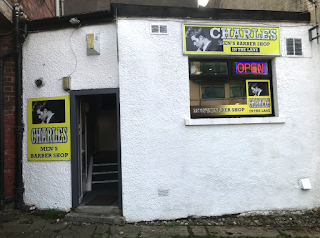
246, 80, 272, 115
27, 96, 70, 161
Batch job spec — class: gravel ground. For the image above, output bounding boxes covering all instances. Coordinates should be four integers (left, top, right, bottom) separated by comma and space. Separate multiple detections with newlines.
3, 203, 320, 229
136, 208, 320, 229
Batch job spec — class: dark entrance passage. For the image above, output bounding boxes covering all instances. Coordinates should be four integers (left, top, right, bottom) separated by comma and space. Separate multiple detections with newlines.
70, 89, 121, 209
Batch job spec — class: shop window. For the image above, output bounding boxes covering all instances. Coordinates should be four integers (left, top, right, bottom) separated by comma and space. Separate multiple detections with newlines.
230, 83, 246, 98
286, 38, 302, 56
189, 59, 273, 118
201, 85, 225, 99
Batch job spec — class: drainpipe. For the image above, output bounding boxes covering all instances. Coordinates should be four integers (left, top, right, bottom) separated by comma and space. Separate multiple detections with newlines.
13, 5, 24, 209
61, 0, 65, 16
55, 0, 60, 17
315, 0, 319, 44
0, 52, 14, 211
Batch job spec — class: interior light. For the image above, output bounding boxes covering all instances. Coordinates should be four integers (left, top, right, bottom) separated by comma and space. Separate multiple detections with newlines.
198, 0, 209, 7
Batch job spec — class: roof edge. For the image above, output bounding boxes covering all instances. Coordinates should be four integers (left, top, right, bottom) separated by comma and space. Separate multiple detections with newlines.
26, 4, 310, 32
112, 4, 310, 23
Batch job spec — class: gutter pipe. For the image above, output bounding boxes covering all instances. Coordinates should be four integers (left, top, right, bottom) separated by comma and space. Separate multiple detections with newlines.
55, 0, 60, 17
13, 6, 24, 209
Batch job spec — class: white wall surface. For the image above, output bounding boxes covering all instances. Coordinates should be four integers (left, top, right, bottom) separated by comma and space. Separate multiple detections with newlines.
118, 19, 320, 221
22, 23, 118, 210
22, 18, 320, 221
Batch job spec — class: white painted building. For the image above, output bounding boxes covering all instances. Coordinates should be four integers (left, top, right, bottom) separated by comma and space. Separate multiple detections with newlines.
22, 5, 320, 222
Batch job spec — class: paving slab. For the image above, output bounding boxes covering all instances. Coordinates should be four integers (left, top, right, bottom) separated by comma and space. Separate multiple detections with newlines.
0, 223, 30, 233
0, 214, 14, 222
95, 224, 110, 234
5, 231, 33, 238
279, 228, 320, 238
140, 225, 189, 238
191, 226, 207, 236
70, 223, 97, 238
43, 221, 67, 232
24, 230, 58, 238
207, 226, 280, 237
27, 219, 47, 231
56, 228, 80, 238
110, 224, 142, 237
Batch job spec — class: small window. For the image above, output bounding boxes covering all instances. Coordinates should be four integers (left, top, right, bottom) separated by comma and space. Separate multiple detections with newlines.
150, 24, 168, 34
286, 38, 302, 56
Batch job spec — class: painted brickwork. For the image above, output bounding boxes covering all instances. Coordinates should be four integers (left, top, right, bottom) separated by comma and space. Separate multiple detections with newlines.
0, 34, 15, 199
7, 0, 55, 20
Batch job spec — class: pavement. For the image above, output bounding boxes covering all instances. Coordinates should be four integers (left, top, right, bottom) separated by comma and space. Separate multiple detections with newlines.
1, 204, 320, 237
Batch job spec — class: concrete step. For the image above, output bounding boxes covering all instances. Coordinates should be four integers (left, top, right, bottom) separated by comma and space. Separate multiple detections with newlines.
65, 213, 125, 225
65, 205, 125, 225
73, 205, 122, 215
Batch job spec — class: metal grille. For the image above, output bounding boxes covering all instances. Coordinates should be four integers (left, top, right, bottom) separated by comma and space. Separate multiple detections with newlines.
286, 38, 302, 56
160, 25, 168, 34
151, 25, 159, 33
151, 24, 168, 34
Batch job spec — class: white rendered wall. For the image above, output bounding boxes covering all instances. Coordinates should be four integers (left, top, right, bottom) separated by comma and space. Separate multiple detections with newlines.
118, 19, 320, 221
22, 23, 118, 210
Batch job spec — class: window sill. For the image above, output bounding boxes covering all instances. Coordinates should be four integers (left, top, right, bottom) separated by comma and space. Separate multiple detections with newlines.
185, 117, 286, 126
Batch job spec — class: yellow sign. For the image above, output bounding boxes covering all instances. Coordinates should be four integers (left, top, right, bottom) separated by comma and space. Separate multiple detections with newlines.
246, 79, 272, 115
87, 34, 94, 49
191, 80, 272, 117
27, 96, 70, 161
183, 25, 280, 55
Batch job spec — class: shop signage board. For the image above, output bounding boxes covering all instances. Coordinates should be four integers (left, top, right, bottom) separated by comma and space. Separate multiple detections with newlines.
27, 96, 71, 161
183, 24, 280, 55
191, 80, 272, 117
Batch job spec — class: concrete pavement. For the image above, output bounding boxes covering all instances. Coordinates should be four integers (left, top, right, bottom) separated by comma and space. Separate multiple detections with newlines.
1, 217, 320, 237
1, 204, 320, 237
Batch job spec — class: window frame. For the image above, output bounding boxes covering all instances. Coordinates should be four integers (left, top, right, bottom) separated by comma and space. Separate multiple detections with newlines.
286, 38, 302, 56
189, 59, 274, 118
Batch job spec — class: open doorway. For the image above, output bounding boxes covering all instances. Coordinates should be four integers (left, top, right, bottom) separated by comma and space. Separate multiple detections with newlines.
71, 89, 121, 209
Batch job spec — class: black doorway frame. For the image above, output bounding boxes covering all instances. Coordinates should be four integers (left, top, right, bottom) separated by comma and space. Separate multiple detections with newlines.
70, 88, 122, 210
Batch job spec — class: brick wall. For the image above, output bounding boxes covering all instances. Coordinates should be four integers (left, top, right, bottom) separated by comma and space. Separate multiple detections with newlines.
0, 34, 15, 199
7, 0, 55, 20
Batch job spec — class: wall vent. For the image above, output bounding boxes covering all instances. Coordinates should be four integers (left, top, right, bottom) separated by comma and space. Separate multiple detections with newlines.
286, 38, 302, 56
158, 189, 169, 197
150, 24, 168, 34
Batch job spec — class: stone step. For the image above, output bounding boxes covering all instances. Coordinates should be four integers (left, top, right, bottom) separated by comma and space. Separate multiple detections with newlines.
73, 205, 122, 215
65, 213, 125, 225
65, 205, 125, 225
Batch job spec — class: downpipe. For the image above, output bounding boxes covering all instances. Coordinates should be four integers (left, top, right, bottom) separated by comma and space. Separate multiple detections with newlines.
13, 4, 26, 209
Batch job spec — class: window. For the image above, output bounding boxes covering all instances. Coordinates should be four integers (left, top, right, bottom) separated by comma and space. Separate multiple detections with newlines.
286, 38, 302, 56
189, 59, 273, 118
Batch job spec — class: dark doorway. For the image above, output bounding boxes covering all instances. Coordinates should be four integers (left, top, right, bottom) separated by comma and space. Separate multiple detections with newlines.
70, 89, 121, 209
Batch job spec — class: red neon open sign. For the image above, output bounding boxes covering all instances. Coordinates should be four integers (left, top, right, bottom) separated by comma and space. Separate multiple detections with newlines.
236, 62, 266, 74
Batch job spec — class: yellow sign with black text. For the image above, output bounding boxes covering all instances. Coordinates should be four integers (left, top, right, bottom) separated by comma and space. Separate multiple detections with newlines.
27, 96, 70, 161
183, 24, 280, 55
246, 80, 272, 115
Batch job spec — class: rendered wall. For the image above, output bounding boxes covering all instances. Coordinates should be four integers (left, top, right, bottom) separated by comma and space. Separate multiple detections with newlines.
22, 23, 118, 210
117, 19, 320, 221
21, 17, 320, 220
